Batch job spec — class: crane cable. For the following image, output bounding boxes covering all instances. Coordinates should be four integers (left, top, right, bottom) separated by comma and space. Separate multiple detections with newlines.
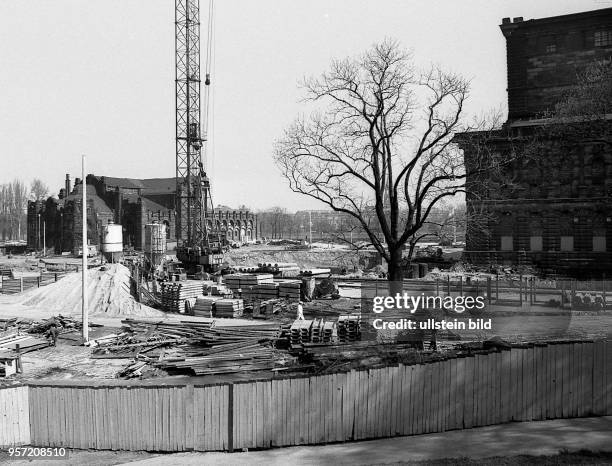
203, 0, 216, 202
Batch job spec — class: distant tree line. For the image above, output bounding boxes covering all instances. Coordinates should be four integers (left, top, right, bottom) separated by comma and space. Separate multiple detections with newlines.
0, 178, 49, 241
256, 205, 465, 244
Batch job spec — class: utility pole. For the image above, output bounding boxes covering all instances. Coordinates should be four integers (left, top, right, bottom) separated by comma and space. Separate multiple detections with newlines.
82, 155, 88, 343
43, 221, 46, 257
309, 211, 312, 249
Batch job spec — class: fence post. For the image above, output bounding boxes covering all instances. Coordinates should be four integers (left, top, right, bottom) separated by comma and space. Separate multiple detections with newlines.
19, 277, 23, 293
487, 277, 492, 305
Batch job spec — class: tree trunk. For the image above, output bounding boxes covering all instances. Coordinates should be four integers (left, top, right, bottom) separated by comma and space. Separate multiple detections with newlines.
387, 247, 404, 295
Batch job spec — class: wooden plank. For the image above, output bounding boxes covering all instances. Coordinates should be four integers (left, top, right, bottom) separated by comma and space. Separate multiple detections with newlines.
455, 357, 465, 429
474, 354, 481, 427
554, 343, 562, 419
605, 340, 612, 415
547, 344, 556, 419
509, 349, 518, 421
593, 340, 605, 415
573, 343, 581, 418
0, 389, 7, 447
525, 347, 533, 422
401, 364, 412, 436
341, 371, 352, 440
560, 344, 569, 418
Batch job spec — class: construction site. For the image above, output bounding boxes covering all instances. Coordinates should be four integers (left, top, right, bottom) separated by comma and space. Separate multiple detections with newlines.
0, 1, 611, 463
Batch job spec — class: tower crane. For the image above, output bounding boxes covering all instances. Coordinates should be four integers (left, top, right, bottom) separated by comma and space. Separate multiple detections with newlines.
174, 0, 225, 272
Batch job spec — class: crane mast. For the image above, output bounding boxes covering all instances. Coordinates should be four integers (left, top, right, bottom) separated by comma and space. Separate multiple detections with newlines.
175, 0, 222, 270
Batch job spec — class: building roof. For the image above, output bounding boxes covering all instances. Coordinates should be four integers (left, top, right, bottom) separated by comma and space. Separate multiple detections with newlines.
98, 176, 178, 193
500, 7, 612, 30
63, 184, 113, 214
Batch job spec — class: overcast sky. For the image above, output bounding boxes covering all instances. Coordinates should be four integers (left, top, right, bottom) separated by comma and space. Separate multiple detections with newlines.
0, 0, 603, 211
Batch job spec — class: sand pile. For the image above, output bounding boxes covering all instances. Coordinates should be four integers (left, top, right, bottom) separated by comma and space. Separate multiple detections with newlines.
19, 264, 165, 317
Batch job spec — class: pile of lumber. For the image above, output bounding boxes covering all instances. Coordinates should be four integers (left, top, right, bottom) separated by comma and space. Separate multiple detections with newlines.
310, 318, 334, 343
224, 273, 274, 291
157, 340, 281, 375
277, 279, 301, 301
192, 296, 223, 317
0, 333, 49, 353
103, 319, 288, 376
160, 281, 205, 313
207, 283, 232, 296
242, 282, 279, 300
289, 319, 313, 346
214, 298, 245, 318
289, 318, 334, 346
300, 340, 420, 361
337, 314, 361, 343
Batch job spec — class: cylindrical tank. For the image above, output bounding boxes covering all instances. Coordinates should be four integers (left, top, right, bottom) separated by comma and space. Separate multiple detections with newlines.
144, 223, 167, 267
101, 222, 123, 253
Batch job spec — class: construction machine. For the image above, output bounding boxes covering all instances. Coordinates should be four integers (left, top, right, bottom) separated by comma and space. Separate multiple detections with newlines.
174, 0, 227, 273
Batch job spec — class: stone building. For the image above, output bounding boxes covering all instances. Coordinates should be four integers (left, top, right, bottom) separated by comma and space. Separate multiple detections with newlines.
27, 175, 256, 254
459, 8, 612, 276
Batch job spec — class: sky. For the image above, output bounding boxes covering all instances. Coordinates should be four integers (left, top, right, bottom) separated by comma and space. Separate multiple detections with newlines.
0, 0, 605, 211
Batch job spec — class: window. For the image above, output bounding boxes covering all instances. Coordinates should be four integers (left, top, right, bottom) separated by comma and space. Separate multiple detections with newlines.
594, 30, 612, 47
593, 236, 606, 252
530, 236, 543, 251
545, 44, 557, 53
560, 236, 574, 252
500, 235, 513, 251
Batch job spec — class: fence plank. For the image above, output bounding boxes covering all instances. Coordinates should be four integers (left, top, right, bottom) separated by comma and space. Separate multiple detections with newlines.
605, 341, 612, 415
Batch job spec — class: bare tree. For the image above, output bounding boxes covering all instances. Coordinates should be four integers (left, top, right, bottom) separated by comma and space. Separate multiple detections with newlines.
30, 178, 49, 201
275, 40, 501, 286
0, 179, 28, 240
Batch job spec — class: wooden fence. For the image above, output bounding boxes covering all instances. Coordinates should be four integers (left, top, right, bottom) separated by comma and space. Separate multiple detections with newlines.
0, 386, 30, 447
0, 273, 68, 294
4, 341, 611, 451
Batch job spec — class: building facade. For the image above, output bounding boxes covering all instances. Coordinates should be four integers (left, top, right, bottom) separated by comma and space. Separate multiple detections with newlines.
460, 8, 612, 276
27, 175, 256, 254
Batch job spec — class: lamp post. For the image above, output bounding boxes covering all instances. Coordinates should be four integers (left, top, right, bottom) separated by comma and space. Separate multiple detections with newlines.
82, 155, 88, 343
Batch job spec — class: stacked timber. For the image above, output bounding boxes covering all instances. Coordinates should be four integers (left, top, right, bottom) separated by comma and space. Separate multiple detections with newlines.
300, 268, 331, 276
214, 299, 245, 318
337, 314, 361, 343
224, 273, 274, 292
0, 266, 11, 277
160, 281, 205, 313
310, 319, 334, 343
208, 283, 232, 296
192, 296, 223, 317
157, 341, 281, 375
253, 282, 279, 299
0, 333, 49, 353
277, 279, 301, 301
289, 319, 313, 346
